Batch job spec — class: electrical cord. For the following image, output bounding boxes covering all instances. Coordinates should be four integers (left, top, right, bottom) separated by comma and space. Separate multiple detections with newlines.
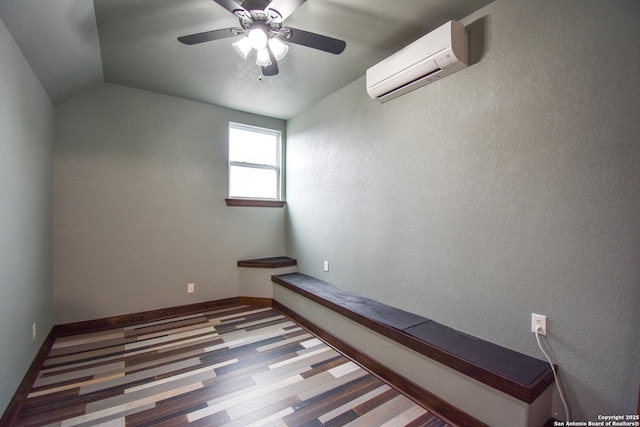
535, 326, 571, 422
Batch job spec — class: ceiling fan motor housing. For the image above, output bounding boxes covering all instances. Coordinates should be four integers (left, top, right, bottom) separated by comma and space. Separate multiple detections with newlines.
236, 8, 284, 33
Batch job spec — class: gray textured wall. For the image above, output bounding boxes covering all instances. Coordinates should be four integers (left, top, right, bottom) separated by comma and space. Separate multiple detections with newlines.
286, 0, 640, 421
54, 83, 286, 324
0, 18, 55, 415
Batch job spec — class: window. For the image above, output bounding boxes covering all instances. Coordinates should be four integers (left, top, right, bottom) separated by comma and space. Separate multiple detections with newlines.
227, 122, 283, 206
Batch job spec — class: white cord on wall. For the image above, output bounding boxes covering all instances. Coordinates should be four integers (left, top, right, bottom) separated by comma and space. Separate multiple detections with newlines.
535, 326, 571, 422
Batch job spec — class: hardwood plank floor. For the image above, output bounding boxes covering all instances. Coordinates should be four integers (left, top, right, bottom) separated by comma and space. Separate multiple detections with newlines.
13, 304, 453, 426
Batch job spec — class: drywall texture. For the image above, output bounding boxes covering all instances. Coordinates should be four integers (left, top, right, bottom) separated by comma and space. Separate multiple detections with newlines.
0, 17, 55, 416
286, 0, 640, 422
54, 83, 286, 324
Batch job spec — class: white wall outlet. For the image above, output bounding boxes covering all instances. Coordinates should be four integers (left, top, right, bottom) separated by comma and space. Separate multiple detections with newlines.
323, 261, 329, 272
187, 283, 195, 294
531, 313, 547, 336
32, 323, 37, 341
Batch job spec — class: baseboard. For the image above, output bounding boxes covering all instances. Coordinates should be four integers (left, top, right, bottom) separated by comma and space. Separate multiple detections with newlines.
0, 326, 57, 427
273, 299, 487, 427
55, 297, 271, 337
0, 296, 271, 426
2, 296, 483, 427
237, 296, 273, 307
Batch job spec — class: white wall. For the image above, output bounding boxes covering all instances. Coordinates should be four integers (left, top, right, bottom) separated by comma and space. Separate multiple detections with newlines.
0, 17, 55, 415
286, 0, 640, 421
54, 83, 286, 323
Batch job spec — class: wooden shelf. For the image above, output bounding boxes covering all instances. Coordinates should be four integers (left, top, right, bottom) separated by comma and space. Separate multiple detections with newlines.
237, 256, 297, 269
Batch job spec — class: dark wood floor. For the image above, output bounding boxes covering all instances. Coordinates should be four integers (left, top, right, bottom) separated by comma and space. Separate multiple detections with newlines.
13, 303, 453, 426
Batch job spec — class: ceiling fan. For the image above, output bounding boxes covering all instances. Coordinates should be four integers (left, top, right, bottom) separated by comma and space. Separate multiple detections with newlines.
178, 0, 346, 76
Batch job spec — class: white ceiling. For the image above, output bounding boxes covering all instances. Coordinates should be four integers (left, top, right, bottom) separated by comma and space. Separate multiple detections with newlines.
0, 0, 492, 119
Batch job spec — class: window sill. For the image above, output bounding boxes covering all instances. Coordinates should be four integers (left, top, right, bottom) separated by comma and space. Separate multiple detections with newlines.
225, 199, 286, 208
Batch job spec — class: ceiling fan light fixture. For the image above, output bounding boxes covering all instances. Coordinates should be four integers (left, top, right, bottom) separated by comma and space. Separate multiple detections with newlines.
268, 37, 289, 60
255, 48, 272, 66
232, 36, 253, 59
248, 27, 268, 50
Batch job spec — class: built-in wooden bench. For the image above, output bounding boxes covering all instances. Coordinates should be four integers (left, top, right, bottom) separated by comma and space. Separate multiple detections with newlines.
272, 272, 555, 427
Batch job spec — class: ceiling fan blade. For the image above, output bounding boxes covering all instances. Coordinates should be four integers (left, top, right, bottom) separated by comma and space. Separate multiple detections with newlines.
211, 0, 248, 15
268, 0, 307, 20
262, 61, 279, 76
236, 0, 274, 12
178, 28, 238, 45
286, 28, 346, 54
262, 49, 279, 76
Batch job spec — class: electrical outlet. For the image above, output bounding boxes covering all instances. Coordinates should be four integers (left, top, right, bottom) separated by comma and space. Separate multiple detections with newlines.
323, 261, 329, 272
531, 313, 547, 336
32, 323, 37, 341
187, 283, 195, 294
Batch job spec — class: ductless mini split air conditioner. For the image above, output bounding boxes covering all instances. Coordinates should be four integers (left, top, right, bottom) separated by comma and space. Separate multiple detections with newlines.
366, 20, 468, 102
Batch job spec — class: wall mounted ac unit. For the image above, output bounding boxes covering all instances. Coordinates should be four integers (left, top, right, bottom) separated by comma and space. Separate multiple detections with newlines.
366, 20, 468, 102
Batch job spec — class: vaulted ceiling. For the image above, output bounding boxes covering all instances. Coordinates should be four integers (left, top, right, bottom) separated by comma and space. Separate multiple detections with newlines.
0, 0, 492, 119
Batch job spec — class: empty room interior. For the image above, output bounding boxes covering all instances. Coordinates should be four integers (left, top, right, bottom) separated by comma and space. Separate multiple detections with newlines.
1, 0, 639, 426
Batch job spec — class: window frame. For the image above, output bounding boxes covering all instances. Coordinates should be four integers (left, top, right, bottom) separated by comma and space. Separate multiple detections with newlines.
226, 122, 284, 207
